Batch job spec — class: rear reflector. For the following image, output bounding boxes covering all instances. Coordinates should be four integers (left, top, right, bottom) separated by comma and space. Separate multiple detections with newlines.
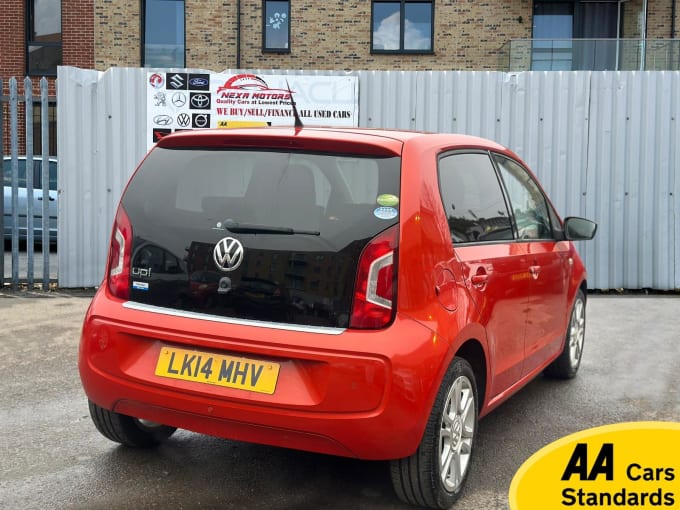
350, 225, 398, 329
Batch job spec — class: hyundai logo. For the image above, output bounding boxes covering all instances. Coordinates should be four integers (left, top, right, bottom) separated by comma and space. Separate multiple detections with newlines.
190, 94, 210, 109
153, 115, 173, 126
189, 77, 209, 87
213, 237, 244, 272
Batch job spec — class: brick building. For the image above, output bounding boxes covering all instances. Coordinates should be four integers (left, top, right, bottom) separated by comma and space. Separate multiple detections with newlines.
2, 0, 679, 155
1, 0, 93, 155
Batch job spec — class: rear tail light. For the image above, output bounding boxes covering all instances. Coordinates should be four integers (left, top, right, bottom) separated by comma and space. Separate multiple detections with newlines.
350, 225, 399, 329
107, 205, 132, 300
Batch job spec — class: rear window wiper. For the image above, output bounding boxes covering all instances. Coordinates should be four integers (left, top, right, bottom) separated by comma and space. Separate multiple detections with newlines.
221, 219, 320, 236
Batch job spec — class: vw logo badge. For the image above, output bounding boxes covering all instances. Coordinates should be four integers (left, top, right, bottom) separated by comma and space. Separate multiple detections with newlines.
213, 237, 244, 272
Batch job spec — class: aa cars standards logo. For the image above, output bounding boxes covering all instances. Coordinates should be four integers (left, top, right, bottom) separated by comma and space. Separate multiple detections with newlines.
213, 237, 244, 272
509, 422, 680, 509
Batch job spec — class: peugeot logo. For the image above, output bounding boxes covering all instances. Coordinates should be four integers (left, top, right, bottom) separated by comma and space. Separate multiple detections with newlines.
172, 92, 187, 107
177, 113, 191, 127
153, 114, 173, 126
213, 237, 244, 272
191, 94, 210, 109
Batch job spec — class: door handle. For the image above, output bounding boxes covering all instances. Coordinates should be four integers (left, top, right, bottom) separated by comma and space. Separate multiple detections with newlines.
470, 274, 489, 287
38, 197, 55, 201
529, 265, 541, 279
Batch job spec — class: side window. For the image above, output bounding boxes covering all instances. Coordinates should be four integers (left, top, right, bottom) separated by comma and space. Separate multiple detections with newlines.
438, 153, 513, 243
493, 155, 553, 240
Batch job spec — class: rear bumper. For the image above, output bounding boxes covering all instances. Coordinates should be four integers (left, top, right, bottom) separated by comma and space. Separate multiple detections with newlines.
79, 288, 448, 460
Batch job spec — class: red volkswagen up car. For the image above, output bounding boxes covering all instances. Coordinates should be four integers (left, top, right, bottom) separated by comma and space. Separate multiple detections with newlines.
79, 128, 596, 508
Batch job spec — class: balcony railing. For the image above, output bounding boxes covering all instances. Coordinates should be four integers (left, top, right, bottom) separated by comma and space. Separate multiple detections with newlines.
500, 39, 680, 71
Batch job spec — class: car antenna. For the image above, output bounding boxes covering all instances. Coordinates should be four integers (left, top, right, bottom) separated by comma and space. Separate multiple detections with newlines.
286, 80, 304, 130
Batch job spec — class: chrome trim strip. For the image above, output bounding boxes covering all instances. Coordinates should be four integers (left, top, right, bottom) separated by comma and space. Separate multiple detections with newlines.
122, 301, 346, 336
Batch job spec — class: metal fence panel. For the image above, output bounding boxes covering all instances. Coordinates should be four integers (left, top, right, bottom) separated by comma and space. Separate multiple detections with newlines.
1, 77, 55, 289
57, 67, 680, 290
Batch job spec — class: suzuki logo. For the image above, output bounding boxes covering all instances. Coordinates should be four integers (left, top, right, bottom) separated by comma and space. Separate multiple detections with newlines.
213, 237, 244, 272
169, 74, 185, 89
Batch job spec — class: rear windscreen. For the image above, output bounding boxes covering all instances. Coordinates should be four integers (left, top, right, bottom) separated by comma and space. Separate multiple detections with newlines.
122, 147, 401, 328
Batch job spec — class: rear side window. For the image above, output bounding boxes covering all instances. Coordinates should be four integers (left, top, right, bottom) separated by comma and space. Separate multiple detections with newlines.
438, 152, 512, 243
493, 155, 554, 240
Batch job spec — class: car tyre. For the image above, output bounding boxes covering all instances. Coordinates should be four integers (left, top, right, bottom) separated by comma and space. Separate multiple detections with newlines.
390, 357, 478, 509
544, 289, 586, 379
88, 400, 177, 448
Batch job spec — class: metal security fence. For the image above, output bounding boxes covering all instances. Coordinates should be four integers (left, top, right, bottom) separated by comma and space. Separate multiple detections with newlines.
1, 77, 57, 290
56, 68, 680, 290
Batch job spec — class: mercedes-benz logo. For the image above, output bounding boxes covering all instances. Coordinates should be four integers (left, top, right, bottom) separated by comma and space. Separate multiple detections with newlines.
213, 237, 244, 272
172, 92, 187, 107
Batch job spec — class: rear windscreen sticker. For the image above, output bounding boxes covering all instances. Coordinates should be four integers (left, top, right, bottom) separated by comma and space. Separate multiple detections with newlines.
376, 194, 399, 207
374, 207, 398, 220
132, 281, 149, 291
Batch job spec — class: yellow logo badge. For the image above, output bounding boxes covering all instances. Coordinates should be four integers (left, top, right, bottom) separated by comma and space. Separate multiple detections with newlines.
509, 422, 680, 509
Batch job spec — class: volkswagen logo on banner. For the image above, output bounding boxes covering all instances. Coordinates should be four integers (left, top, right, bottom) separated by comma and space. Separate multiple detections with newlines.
177, 113, 191, 127
213, 237, 244, 272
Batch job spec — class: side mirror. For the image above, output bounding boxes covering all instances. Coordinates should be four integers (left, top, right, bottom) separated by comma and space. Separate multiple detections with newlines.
563, 217, 597, 241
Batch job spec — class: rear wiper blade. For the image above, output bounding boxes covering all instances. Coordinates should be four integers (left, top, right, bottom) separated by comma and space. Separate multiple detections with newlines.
222, 220, 320, 236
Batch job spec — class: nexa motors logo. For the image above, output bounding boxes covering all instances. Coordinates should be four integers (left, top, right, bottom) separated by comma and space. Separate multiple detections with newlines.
216, 74, 293, 103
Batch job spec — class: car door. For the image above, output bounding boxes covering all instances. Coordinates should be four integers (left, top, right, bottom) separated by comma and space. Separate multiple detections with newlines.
437, 151, 531, 398
493, 154, 571, 376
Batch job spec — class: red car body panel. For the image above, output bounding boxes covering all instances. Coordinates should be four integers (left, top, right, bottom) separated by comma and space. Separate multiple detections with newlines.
79, 127, 587, 460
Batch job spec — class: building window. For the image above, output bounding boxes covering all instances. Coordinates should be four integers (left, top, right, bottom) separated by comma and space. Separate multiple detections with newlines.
263, 1, 290, 52
143, 0, 185, 67
371, 0, 433, 53
26, 0, 62, 76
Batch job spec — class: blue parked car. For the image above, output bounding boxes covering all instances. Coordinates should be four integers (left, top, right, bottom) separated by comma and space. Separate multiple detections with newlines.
3, 156, 58, 244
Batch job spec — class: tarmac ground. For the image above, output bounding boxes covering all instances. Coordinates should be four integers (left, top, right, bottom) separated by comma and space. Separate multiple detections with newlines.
0, 291, 678, 509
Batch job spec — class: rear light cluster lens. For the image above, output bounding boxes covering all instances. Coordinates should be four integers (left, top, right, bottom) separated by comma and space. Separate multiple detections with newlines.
350, 225, 399, 329
107, 205, 132, 300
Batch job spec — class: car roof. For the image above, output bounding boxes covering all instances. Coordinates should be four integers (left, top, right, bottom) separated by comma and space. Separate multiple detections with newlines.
155, 127, 509, 158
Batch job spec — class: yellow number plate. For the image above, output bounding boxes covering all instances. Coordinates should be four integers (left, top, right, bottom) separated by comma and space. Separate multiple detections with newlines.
155, 346, 280, 395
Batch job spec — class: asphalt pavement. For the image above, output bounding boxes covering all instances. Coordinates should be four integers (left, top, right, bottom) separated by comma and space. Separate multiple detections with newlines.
0, 292, 678, 510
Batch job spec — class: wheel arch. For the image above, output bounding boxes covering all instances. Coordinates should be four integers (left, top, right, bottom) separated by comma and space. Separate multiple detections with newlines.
454, 338, 487, 414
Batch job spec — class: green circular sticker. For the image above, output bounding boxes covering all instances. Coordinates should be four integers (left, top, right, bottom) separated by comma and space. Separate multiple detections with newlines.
377, 194, 399, 207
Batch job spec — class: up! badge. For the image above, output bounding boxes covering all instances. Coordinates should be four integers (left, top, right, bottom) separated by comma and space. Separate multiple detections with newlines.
509, 422, 680, 509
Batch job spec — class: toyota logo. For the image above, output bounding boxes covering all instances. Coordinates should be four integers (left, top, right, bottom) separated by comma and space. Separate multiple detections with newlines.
191, 94, 210, 108
213, 237, 244, 272
172, 92, 187, 107
153, 114, 173, 126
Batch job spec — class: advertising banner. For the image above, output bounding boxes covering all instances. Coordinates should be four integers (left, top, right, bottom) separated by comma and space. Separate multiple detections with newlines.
146, 72, 358, 149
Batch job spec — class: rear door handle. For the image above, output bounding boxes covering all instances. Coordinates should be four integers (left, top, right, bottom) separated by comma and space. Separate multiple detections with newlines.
470, 274, 489, 287
529, 265, 541, 279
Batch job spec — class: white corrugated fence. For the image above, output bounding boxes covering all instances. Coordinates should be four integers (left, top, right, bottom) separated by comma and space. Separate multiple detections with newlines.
57, 67, 680, 290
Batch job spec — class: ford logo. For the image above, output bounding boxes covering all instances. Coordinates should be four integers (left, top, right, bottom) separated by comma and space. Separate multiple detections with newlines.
189, 77, 209, 87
